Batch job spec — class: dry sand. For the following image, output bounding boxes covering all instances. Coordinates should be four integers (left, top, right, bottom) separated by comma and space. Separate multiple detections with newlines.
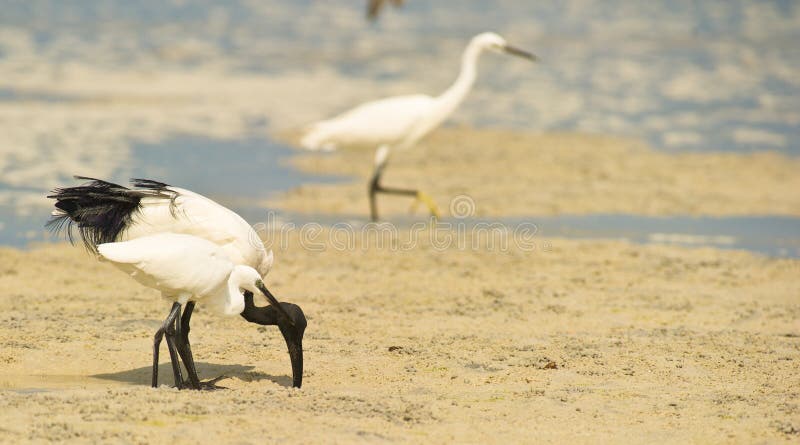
274, 128, 800, 218
1, 231, 798, 443
1, 128, 799, 443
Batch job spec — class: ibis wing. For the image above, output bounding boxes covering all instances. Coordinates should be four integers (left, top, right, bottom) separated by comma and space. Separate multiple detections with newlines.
47, 178, 272, 277
123, 184, 273, 276
98, 233, 233, 297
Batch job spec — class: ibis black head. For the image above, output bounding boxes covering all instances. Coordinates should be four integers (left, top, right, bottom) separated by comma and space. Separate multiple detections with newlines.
240, 292, 307, 388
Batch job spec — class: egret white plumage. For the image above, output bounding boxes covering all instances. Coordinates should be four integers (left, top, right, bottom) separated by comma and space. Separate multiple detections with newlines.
300, 32, 537, 221
48, 177, 306, 389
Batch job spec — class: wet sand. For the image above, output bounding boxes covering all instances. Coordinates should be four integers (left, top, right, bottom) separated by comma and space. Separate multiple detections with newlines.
1, 232, 798, 442
275, 128, 800, 218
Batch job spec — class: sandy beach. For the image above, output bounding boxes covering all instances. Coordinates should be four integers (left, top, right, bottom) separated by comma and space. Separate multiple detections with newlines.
1, 215, 798, 442
1, 2, 799, 443
276, 128, 800, 218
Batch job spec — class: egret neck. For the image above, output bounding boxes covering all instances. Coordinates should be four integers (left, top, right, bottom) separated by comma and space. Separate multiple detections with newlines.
433, 39, 482, 126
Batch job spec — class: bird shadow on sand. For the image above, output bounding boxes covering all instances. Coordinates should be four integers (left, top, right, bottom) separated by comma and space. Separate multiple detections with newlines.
234, 370, 293, 387
92, 362, 293, 388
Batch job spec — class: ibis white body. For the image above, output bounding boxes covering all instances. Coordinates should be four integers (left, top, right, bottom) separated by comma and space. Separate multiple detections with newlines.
98, 233, 263, 316
124, 187, 273, 276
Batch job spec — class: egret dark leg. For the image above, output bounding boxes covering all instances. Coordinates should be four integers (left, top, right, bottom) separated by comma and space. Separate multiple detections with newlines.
175, 301, 202, 390
368, 166, 383, 222
152, 302, 184, 389
368, 163, 438, 222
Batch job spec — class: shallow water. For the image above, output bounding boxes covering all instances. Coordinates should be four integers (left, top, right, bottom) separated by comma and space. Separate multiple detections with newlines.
0, 2, 798, 254
266, 212, 800, 259
501, 214, 800, 258
10, 210, 800, 258
1, 133, 799, 257
0, 136, 340, 246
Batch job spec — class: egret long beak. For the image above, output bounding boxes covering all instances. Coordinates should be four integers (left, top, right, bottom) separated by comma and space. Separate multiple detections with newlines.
503, 45, 538, 62
255, 280, 295, 327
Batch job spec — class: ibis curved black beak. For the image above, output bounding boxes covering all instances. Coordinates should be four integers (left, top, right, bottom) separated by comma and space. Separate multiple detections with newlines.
503, 45, 537, 62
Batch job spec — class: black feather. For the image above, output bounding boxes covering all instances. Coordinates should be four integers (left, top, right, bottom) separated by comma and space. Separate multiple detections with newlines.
130, 178, 170, 191
130, 178, 179, 216
46, 176, 176, 252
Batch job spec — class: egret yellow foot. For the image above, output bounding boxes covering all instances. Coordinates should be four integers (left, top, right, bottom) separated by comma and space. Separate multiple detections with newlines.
409, 191, 441, 219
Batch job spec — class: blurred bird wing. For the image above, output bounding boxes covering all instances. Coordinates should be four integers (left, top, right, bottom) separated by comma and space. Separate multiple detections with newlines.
122, 186, 272, 276
98, 233, 233, 297
301, 95, 435, 150
367, 0, 404, 20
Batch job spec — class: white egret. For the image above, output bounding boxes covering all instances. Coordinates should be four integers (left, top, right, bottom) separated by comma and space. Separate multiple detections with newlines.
300, 32, 537, 221
48, 177, 306, 389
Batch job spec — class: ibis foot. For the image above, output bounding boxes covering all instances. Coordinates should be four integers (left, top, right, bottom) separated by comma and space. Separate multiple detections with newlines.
182, 375, 230, 391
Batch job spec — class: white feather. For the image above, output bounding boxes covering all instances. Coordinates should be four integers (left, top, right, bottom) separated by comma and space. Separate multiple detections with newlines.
98, 234, 232, 297
299, 32, 532, 157
98, 233, 262, 316
301, 95, 435, 152
119, 186, 273, 277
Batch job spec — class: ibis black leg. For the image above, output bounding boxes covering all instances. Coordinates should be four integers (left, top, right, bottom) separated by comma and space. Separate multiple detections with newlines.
175, 301, 202, 390
152, 302, 184, 389
164, 327, 183, 389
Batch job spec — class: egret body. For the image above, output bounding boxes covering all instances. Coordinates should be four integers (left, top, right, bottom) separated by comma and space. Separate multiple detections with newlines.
301, 32, 536, 221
